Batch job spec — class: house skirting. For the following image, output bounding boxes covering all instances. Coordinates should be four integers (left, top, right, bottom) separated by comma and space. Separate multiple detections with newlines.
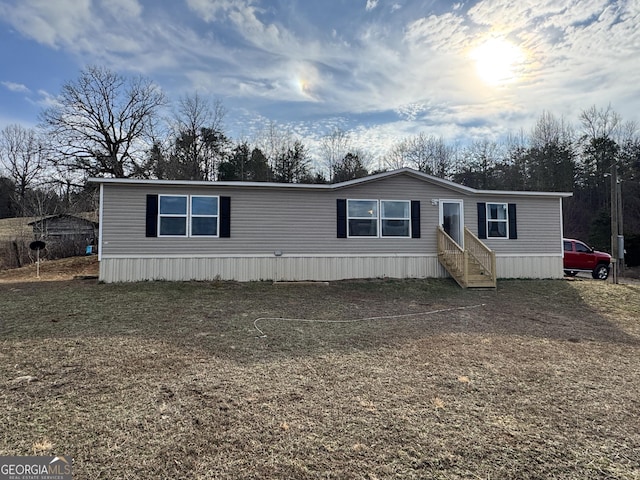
98, 254, 563, 283
495, 254, 564, 279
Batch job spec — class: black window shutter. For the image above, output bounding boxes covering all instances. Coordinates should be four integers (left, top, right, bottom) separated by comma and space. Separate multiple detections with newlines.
220, 196, 231, 238
337, 199, 347, 238
410, 200, 421, 238
477, 202, 487, 239
508, 203, 517, 239
146, 194, 158, 237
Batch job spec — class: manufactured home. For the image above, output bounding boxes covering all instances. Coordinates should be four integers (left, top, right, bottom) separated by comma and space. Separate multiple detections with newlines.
91, 169, 571, 286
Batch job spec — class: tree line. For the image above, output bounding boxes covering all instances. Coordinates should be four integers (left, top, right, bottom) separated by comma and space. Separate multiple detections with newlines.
1, 66, 639, 264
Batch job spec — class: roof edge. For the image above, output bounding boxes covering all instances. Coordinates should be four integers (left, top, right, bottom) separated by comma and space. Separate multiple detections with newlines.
88, 177, 330, 189
88, 168, 573, 197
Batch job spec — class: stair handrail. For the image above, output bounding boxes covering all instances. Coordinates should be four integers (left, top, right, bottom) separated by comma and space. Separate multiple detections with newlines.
464, 227, 496, 287
437, 226, 466, 286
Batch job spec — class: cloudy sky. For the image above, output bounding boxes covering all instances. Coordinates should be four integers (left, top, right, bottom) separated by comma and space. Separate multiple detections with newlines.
0, 0, 638, 164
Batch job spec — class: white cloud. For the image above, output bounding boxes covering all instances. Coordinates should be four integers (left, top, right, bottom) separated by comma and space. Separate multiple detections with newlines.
464, 0, 640, 125
358, 0, 640, 143
33, 90, 60, 109
227, 4, 282, 47
185, 0, 312, 67
1, 81, 30, 93
528, 2, 640, 109
0, 0, 149, 57
404, 12, 470, 52
1, 0, 639, 153
395, 103, 428, 121
185, 0, 252, 22
0, 0, 230, 79
466, 0, 613, 37
0, 0, 94, 48
100, 0, 142, 18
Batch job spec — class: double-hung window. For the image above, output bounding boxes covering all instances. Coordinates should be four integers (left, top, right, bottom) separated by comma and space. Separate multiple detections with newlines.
381, 200, 410, 237
348, 200, 378, 237
191, 196, 219, 236
347, 199, 411, 238
159, 195, 188, 236
486, 203, 508, 238
158, 195, 219, 237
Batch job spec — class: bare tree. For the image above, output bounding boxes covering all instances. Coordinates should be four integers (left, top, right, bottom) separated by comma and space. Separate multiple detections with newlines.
383, 141, 409, 170
168, 93, 229, 180
531, 111, 574, 149
454, 139, 502, 189
579, 104, 623, 143
0, 124, 46, 214
578, 105, 622, 197
497, 129, 530, 190
255, 121, 292, 167
40, 66, 167, 179
319, 127, 351, 181
384, 133, 454, 177
350, 147, 375, 172
525, 112, 576, 192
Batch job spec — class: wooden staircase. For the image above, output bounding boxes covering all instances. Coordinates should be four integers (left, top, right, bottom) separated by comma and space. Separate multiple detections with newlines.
437, 226, 497, 288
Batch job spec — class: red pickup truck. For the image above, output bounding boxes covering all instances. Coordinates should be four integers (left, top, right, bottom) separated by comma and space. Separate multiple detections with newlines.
563, 238, 611, 280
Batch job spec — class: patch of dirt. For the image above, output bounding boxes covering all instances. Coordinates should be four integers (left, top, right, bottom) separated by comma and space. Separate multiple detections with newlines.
0, 255, 99, 283
623, 265, 640, 279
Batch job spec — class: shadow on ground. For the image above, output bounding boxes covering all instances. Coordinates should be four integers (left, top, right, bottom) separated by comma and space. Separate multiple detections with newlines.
1, 278, 638, 363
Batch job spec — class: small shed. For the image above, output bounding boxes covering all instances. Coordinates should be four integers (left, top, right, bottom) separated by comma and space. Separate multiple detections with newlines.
28, 214, 98, 244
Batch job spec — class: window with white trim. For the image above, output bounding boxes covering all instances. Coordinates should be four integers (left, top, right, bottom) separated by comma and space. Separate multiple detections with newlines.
348, 199, 378, 237
158, 195, 219, 237
487, 203, 508, 238
346, 199, 411, 238
191, 196, 219, 236
381, 200, 410, 237
159, 195, 188, 236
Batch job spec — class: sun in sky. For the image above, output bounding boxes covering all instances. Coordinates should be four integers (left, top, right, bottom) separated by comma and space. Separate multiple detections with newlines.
470, 36, 526, 86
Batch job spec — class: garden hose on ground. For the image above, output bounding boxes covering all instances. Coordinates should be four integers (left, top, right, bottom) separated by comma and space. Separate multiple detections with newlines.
253, 303, 486, 338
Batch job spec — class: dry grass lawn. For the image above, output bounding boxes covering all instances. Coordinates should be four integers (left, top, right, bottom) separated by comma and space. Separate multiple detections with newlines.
1, 267, 639, 479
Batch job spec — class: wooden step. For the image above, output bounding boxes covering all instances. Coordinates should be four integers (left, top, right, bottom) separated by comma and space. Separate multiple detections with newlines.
437, 226, 496, 289
467, 272, 489, 279
437, 251, 496, 289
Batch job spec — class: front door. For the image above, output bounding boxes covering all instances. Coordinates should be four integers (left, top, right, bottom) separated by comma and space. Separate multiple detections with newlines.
440, 200, 464, 247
